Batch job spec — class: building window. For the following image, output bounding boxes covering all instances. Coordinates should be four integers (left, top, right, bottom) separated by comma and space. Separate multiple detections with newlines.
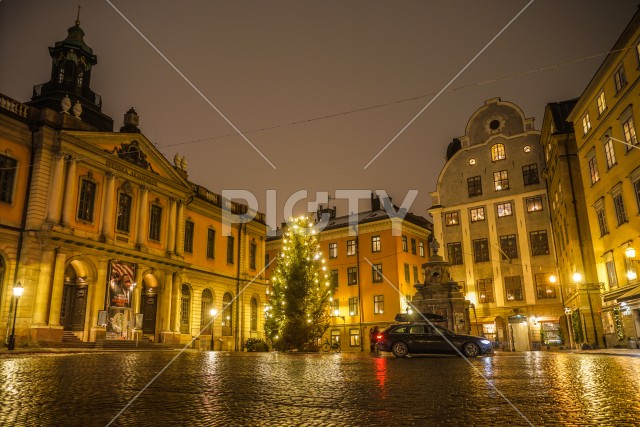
419, 242, 425, 257
371, 236, 381, 252
184, 220, 195, 253
374, 295, 384, 314
402, 235, 408, 252
348, 297, 359, 316
265, 253, 270, 266
404, 263, 411, 282
249, 241, 257, 269
372, 264, 383, 283
447, 242, 463, 265
250, 298, 258, 331
77, 179, 96, 222
331, 329, 341, 345
604, 139, 616, 169
470, 207, 485, 222
221, 292, 233, 336
180, 285, 191, 334
635, 180, 640, 213
477, 279, 494, 303
606, 260, 618, 289
491, 143, 506, 161
331, 299, 339, 315
522, 164, 539, 186
227, 236, 234, 264
613, 194, 627, 226
57, 67, 65, 83
0, 155, 17, 203
347, 267, 357, 285
349, 329, 360, 347
200, 289, 213, 335
149, 205, 162, 241
494, 170, 509, 191
623, 116, 638, 150
526, 196, 543, 212
497, 202, 512, 217
445, 211, 459, 226
582, 114, 591, 135
614, 65, 627, 93
473, 238, 490, 263
116, 193, 133, 232
467, 176, 482, 197
596, 206, 609, 236
347, 239, 356, 256
413, 266, 419, 283
206, 229, 215, 259
410, 238, 417, 255
500, 235, 518, 260
330, 269, 339, 287
329, 242, 338, 259
505, 276, 523, 301
597, 91, 607, 115
535, 274, 556, 299
530, 230, 550, 255
76, 71, 83, 88
588, 157, 600, 184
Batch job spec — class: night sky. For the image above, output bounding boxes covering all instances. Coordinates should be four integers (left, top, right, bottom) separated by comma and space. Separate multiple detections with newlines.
1, 1, 637, 227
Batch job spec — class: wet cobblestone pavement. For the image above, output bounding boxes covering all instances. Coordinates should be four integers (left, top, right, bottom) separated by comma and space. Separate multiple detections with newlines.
1, 351, 639, 426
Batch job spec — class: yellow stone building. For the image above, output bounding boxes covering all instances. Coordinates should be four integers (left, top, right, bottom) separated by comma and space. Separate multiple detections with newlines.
0, 19, 267, 349
567, 9, 640, 345
265, 197, 432, 352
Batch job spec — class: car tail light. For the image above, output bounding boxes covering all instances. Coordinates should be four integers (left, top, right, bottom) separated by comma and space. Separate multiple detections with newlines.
376, 334, 383, 340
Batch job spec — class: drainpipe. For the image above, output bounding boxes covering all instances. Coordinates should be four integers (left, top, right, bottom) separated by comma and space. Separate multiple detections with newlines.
235, 222, 244, 351
355, 235, 364, 351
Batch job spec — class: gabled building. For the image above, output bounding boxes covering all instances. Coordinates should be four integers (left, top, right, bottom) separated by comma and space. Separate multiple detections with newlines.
0, 18, 268, 349
567, 8, 640, 344
429, 98, 564, 351
265, 194, 432, 352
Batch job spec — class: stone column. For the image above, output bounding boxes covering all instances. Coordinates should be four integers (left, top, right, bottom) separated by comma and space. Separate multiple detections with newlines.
46, 250, 67, 342
46, 152, 65, 224
136, 186, 149, 245
101, 172, 116, 240
89, 259, 109, 342
166, 198, 177, 255
131, 265, 144, 315
160, 270, 173, 343
60, 158, 77, 227
171, 272, 183, 334
175, 201, 185, 257
31, 247, 55, 332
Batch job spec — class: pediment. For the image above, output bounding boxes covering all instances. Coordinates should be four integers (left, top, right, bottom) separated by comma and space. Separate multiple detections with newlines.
62, 131, 191, 188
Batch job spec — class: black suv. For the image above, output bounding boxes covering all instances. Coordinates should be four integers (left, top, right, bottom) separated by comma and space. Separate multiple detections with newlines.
376, 323, 493, 358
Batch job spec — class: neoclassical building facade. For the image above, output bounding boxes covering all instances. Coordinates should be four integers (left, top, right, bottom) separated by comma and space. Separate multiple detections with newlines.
0, 19, 267, 349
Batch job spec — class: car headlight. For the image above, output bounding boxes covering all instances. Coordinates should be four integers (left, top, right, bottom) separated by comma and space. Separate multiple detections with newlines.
480, 339, 491, 345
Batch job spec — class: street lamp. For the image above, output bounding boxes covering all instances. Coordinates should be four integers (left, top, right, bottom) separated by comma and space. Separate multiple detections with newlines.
625, 244, 638, 280
209, 308, 218, 351
8, 282, 23, 351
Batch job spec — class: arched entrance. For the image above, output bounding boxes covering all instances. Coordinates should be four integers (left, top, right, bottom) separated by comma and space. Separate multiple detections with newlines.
60, 262, 89, 332
140, 273, 159, 337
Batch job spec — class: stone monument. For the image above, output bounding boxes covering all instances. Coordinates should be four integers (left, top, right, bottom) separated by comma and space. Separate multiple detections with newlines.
411, 239, 471, 334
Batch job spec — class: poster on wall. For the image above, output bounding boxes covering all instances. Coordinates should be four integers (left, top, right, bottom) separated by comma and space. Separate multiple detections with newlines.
107, 260, 136, 308
106, 260, 136, 339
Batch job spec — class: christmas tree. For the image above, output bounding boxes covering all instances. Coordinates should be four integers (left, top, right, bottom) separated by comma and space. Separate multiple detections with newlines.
265, 216, 336, 351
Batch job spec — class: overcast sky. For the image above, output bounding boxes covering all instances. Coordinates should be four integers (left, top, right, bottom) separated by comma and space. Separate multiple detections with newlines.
1, 1, 637, 227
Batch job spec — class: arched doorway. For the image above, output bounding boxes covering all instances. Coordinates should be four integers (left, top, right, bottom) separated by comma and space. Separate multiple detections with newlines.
60, 263, 89, 332
140, 274, 159, 336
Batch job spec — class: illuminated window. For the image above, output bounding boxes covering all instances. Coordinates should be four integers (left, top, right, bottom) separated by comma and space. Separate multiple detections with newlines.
597, 91, 607, 114
372, 264, 383, 283
588, 157, 600, 184
604, 139, 616, 169
477, 279, 494, 303
419, 242, 425, 257
349, 297, 359, 316
623, 116, 638, 150
349, 329, 360, 347
582, 114, 591, 135
371, 236, 381, 252
614, 65, 627, 93
497, 202, 512, 217
526, 196, 543, 212
470, 207, 485, 222
374, 295, 384, 314
494, 170, 509, 191
348, 267, 357, 285
445, 211, 459, 226
491, 143, 506, 161
535, 274, 556, 299
329, 243, 338, 259
347, 239, 356, 256
504, 276, 523, 301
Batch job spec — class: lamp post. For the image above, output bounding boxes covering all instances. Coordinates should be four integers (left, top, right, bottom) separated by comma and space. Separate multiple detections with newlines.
8, 282, 23, 351
573, 272, 600, 348
209, 308, 218, 351
469, 303, 480, 336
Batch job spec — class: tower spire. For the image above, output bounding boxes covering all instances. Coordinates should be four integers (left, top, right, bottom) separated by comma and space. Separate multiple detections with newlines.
76, 5, 81, 26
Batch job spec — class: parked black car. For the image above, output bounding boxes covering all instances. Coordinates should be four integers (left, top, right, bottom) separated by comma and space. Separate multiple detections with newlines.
376, 322, 493, 358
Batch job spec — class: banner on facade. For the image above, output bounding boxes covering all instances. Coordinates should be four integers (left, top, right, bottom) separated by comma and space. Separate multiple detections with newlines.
107, 260, 136, 309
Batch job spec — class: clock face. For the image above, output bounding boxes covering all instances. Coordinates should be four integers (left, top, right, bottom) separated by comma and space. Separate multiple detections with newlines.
524, 145, 531, 153
469, 158, 476, 165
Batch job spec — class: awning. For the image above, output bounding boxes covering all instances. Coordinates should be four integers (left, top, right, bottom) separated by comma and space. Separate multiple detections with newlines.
618, 285, 640, 302
603, 287, 633, 302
